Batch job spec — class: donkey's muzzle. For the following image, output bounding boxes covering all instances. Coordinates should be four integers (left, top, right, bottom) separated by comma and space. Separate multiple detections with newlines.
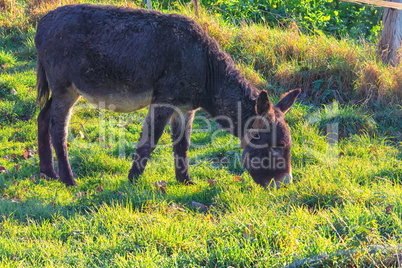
268, 172, 293, 189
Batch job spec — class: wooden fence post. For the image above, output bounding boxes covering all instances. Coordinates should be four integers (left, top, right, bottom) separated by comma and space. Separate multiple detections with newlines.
342, 0, 402, 66
194, 0, 199, 18
378, 0, 402, 66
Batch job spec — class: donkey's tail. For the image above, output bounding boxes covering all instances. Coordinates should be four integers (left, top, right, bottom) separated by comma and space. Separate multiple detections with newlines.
36, 59, 50, 107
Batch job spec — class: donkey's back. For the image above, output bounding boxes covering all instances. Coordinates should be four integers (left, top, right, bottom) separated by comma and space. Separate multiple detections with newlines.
36, 4, 210, 112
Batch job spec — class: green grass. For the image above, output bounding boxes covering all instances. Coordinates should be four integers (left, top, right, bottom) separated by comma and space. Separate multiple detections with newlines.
1, 1, 402, 267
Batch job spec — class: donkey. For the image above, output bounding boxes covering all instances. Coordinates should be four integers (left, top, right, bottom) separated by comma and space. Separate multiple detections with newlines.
35, 4, 301, 188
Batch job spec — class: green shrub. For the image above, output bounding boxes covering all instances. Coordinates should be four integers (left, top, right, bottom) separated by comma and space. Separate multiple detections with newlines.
202, 0, 382, 40
316, 103, 377, 138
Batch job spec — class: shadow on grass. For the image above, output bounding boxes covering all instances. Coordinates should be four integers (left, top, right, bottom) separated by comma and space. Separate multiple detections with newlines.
0, 170, 224, 225
189, 149, 244, 176
285, 244, 402, 268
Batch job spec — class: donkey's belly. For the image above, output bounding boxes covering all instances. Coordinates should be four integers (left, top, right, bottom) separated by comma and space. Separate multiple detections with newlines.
73, 84, 153, 113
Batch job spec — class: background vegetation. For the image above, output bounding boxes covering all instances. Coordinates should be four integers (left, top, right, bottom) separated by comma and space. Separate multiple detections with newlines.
1, 0, 402, 266
200, 0, 382, 40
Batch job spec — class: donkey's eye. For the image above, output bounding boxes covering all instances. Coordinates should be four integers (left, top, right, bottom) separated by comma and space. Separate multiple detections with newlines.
250, 130, 260, 140
271, 148, 282, 157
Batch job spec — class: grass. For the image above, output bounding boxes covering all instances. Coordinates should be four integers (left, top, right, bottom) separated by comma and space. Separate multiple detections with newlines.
1, 0, 402, 267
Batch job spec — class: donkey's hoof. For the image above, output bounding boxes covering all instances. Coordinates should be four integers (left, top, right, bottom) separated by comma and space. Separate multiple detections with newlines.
63, 180, 78, 187
39, 171, 58, 180
128, 170, 143, 183
59, 174, 77, 187
128, 175, 141, 184
180, 180, 196, 185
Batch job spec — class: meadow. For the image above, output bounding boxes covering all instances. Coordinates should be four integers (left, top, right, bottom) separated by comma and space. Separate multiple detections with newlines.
1, 0, 402, 266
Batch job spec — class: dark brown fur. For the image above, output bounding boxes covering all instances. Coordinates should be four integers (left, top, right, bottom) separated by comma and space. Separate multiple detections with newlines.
35, 4, 300, 187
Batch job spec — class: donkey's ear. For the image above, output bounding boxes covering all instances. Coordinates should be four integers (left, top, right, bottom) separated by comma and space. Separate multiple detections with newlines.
275, 88, 301, 114
256, 90, 274, 115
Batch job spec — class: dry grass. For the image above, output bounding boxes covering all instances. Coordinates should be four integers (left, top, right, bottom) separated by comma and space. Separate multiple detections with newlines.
391, 66, 402, 98
0, 0, 141, 31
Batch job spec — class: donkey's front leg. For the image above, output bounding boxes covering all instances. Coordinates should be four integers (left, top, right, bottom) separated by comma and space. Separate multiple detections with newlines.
50, 87, 80, 186
170, 110, 195, 185
128, 105, 174, 182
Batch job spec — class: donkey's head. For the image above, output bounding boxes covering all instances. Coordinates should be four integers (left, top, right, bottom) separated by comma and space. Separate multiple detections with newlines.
241, 88, 301, 189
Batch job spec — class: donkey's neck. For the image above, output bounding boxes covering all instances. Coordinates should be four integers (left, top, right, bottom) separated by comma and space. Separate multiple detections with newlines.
202, 72, 259, 139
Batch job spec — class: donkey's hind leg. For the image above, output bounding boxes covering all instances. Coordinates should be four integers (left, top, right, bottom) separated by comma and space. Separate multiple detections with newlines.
170, 110, 195, 185
128, 105, 175, 182
38, 97, 57, 179
49, 86, 80, 186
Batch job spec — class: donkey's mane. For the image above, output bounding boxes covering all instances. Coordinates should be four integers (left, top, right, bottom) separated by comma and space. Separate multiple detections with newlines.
205, 37, 259, 101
